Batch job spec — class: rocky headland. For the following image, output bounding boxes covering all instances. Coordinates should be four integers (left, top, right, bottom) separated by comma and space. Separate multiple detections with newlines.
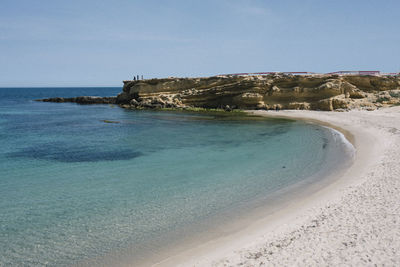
38, 74, 400, 111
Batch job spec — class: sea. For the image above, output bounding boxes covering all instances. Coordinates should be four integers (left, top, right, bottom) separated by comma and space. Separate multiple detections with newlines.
0, 87, 354, 266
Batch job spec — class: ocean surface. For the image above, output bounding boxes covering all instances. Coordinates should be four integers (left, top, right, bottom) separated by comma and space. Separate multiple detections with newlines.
0, 87, 353, 266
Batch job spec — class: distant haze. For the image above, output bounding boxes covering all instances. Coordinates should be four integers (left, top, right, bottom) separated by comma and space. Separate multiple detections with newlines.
1, 0, 399, 87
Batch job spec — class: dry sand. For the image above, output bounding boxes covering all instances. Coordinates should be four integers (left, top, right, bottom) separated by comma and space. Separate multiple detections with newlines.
155, 107, 400, 266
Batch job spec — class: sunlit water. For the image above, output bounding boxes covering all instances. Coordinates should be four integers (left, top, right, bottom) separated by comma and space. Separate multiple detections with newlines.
0, 87, 353, 266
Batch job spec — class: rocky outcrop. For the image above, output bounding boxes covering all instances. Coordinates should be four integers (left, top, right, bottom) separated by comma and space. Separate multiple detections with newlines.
38, 75, 400, 111
116, 74, 400, 111
37, 96, 116, 104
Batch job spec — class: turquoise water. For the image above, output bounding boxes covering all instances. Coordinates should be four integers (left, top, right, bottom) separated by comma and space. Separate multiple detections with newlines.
0, 88, 352, 266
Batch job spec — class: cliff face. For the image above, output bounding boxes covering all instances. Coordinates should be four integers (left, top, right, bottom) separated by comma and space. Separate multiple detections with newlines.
116, 75, 400, 111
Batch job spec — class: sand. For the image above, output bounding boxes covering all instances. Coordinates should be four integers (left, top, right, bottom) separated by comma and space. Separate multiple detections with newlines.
154, 107, 400, 266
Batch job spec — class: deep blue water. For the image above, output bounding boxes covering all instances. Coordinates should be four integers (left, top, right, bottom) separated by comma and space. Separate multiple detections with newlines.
0, 87, 351, 266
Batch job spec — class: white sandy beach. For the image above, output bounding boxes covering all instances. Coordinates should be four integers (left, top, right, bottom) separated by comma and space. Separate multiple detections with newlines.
155, 107, 400, 266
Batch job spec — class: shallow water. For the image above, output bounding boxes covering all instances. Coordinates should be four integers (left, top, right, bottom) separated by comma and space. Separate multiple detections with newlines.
0, 87, 352, 266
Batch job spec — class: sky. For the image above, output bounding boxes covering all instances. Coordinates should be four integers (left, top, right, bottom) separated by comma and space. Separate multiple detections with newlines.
1, 0, 399, 87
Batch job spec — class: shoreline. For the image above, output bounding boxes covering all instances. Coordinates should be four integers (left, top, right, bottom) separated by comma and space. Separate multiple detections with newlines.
94, 114, 353, 267
152, 107, 400, 266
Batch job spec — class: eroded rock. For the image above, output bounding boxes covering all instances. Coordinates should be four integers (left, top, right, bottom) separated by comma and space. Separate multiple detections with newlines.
37, 96, 116, 104
38, 75, 400, 111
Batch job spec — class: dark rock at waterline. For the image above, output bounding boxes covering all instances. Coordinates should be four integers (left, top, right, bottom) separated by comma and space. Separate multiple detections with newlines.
224, 105, 232, 111
36, 96, 117, 104
102, 120, 120, 123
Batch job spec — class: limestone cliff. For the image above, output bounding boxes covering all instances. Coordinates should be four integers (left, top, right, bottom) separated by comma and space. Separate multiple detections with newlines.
116, 74, 400, 111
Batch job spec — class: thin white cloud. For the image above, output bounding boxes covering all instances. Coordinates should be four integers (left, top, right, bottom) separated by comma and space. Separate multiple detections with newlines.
240, 6, 270, 15
0, 17, 195, 43
224, 0, 274, 17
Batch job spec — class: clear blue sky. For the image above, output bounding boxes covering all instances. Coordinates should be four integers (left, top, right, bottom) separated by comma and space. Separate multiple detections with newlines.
1, 0, 399, 87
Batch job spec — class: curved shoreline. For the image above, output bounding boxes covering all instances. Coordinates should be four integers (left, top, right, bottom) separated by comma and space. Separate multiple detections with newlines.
152, 107, 400, 266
